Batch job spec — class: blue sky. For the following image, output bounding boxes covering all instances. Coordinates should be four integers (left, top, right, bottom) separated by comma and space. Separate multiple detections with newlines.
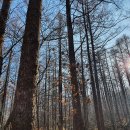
1, 0, 129, 49
106, 0, 130, 48
124, 0, 130, 10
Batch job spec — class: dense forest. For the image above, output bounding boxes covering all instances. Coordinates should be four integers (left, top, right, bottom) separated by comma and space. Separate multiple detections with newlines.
0, 0, 130, 130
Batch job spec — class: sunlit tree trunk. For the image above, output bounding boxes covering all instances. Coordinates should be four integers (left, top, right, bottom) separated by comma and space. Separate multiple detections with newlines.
117, 43, 130, 87
114, 55, 130, 121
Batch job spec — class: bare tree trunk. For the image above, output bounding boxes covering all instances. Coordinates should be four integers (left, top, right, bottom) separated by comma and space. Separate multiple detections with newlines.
66, 0, 84, 129
98, 54, 116, 130
0, 0, 11, 76
114, 55, 130, 120
79, 28, 88, 130
9, 0, 42, 130
81, 2, 103, 129
0, 49, 12, 128
58, 13, 63, 130
109, 56, 122, 123
118, 43, 130, 87
36, 86, 40, 130
47, 44, 50, 130
58, 35, 63, 130
87, 8, 105, 130
43, 45, 49, 129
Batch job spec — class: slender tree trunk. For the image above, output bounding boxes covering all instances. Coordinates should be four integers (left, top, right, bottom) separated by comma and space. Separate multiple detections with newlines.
118, 43, 130, 87
47, 46, 50, 130
36, 86, 40, 130
43, 45, 49, 129
64, 84, 67, 130
53, 49, 57, 130
0, 0, 11, 76
81, 2, 103, 130
114, 55, 130, 121
104, 53, 121, 127
9, 0, 42, 130
66, 0, 84, 129
87, 8, 105, 130
0, 49, 12, 128
58, 13, 63, 130
58, 34, 63, 130
98, 54, 116, 130
80, 29, 88, 130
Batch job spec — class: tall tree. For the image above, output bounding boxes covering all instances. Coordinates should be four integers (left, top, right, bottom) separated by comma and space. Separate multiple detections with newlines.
57, 13, 63, 130
66, 0, 84, 129
0, 49, 12, 127
80, 1, 105, 129
86, 2, 105, 129
0, 0, 12, 76
9, 0, 42, 129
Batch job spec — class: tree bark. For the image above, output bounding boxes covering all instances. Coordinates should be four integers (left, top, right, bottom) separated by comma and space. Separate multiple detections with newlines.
10, 0, 42, 130
66, 0, 84, 129
58, 26, 63, 130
